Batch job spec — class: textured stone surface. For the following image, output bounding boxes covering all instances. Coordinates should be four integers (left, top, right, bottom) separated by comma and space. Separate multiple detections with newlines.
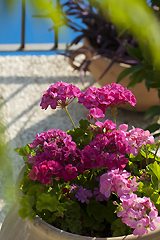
0, 55, 151, 227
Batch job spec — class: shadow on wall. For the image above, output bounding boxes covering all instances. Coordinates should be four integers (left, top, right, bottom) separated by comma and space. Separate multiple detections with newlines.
0, 75, 92, 128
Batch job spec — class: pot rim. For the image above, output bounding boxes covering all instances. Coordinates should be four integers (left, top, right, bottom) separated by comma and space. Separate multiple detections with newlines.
27, 215, 160, 240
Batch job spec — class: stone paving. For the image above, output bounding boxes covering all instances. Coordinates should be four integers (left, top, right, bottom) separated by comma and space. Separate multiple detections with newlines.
0, 55, 151, 227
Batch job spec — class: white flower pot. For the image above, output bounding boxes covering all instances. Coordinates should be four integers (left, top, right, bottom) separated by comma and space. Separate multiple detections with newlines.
0, 204, 160, 240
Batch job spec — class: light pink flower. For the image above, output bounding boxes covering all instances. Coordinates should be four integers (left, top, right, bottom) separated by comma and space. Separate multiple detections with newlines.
117, 194, 160, 236
126, 128, 155, 155
100, 169, 138, 198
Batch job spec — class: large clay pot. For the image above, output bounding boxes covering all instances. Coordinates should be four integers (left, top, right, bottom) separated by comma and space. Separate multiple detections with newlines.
1, 205, 160, 240
69, 40, 160, 112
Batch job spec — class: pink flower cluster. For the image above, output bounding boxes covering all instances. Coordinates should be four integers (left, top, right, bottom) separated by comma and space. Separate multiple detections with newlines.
118, 194, 160, 236
28, 129, 83, 183
78, 83, 136, 119
40, 82, 136, 119
126, 127, 154, 155
100, 169, 160, 236
82, 131, 129, 170
100, 169, 138, 199
40, 82, 81, 110
28, 120, 154, 185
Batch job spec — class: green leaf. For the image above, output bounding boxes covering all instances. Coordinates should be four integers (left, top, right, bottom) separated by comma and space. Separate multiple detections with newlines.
67, 119, 93, 148
127, 46, 143, 60
146, 123, 160, 134
87, 200, 116, 224
147, 162, 160, 180
117, 65, 143, 84
147, 162, 160, 189
128, 69, 145, 87
145, 123, 160, 137
79, 119, 90, 129
87, 200, 108, 222
15, 144, 31, 157
61, 201, 82, 234
19, 195, 36, 219
145, 105, 160, 119
117, 67, 135, 83
111, 218, 130, 237
36, 193, 59, 212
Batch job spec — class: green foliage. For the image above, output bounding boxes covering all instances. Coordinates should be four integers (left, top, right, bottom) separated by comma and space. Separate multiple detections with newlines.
147, 161, 160, 190
19, 195, 36, 219
128, 144, 160, 175
61, 201, 82, 234
15, 144, 31, 157
145, 105, 160, 137
101, 0, 160, 69
138, 181, 160, 211
146, 123, 160, 137
117, 65, 143, 85
36, 193, 59, 212
87, 200, 116, 224
145, 106, 160, 119
67, 119, 93, 149
31, 0, 65, 27
111, 219, 131, 237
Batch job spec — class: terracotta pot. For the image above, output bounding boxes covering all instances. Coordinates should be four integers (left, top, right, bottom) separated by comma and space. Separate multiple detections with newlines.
69, 40, 160, 112
1, 205, 160, 240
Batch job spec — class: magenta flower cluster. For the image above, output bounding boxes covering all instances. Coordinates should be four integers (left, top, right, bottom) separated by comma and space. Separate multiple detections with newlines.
28, 121, 154, 185
82, 132, 129, 170
82, 123, 154, 171
40, 82, 136, 119
29, 129, 83, 183
40, 82, 81, 110
78, 83, 136, 118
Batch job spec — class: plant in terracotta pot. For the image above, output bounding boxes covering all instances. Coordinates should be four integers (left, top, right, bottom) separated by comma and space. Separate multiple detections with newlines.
1, 82, 160, 240
62, 0, 160, 112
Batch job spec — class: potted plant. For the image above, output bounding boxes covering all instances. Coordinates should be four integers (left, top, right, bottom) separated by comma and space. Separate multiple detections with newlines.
62, 0, 160, 111
1, 81, 160, 240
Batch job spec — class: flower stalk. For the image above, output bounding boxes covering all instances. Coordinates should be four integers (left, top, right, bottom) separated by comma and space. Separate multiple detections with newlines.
64, 106, 76, 128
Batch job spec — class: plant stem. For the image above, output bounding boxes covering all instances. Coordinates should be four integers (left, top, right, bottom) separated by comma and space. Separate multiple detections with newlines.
111, 107, 118, 124
64, 107, 76, 128
154, 141, 160, 161
145, 145, 149, 165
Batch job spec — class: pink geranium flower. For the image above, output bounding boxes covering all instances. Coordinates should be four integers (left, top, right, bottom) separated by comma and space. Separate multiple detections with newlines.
117, 194, 160, 236
40, 82, 81, 110
100, 169, 138, 198
78, 83, 136, 119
